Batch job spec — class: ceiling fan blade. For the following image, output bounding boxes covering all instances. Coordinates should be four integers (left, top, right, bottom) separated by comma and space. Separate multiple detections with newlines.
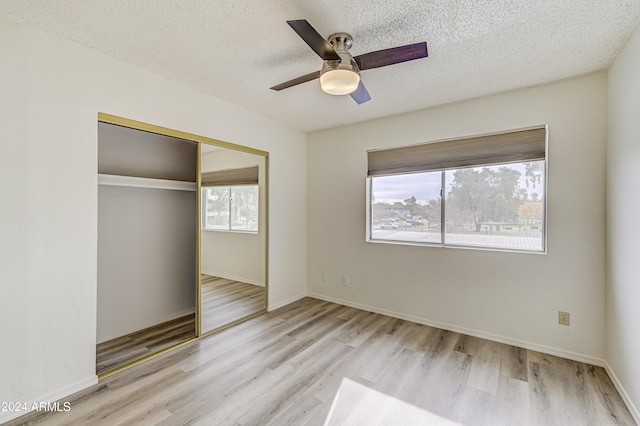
287, 19, 341, 61
354, 42, 428, 71
350, 80, 371, 104
270, 71, 321, 91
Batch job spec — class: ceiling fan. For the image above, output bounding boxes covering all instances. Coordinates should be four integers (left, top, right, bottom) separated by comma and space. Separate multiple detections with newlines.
270, 19, 428, 104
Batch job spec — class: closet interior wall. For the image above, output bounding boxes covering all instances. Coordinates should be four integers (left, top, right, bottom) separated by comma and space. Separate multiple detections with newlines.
97, 122, 197, 344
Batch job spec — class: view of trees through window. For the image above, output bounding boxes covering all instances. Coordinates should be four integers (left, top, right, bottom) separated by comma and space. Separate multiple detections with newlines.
370, 161, 545, 251
202, 185, 259, 232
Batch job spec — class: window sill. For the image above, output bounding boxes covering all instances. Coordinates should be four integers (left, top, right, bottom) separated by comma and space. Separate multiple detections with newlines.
201, 228, 259, 235
365, 237, 546, 255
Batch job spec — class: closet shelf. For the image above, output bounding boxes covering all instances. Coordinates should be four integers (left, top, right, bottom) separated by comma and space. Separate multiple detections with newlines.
98, 174, 196, 192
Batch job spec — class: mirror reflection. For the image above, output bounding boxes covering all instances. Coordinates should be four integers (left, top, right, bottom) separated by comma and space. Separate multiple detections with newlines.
200, 144, 267, 334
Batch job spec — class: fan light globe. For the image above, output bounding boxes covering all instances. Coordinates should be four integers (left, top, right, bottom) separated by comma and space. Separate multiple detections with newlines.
320, 69, 360, 95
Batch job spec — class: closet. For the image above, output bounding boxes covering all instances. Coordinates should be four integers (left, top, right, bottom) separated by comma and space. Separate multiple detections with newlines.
96, 115, 269, 377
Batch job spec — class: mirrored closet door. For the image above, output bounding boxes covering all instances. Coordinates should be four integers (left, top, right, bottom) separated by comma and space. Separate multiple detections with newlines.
199, 144, 267, 335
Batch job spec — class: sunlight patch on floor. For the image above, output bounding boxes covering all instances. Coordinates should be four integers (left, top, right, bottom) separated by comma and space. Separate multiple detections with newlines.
325, 378, 461, 425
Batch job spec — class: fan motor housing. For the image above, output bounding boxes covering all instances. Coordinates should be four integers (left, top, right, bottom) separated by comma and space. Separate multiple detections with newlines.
327, 32, 353, 52
322, 32, 360, 77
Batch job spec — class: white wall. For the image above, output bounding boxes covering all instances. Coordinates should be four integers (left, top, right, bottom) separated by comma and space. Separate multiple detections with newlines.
200, 149, 266, 285
308, 72, 607, 363
606, 21, 640, 421
97, 186, 196, 343
0, 17, 307, 422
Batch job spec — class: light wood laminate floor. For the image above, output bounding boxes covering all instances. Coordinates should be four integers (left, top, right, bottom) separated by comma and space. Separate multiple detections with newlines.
12, 298, 635, 425
96, 275, 263, 376
96, 314, 196, 375
201, 274, 265, 333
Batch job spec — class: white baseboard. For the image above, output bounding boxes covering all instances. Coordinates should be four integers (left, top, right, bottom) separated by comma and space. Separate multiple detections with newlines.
201, 270, 265, 287
173, 307, 197, 318
604, 361, 640, 424
0, 375, 97, 424
307, 292, 606, 367
268, 291, 307, 312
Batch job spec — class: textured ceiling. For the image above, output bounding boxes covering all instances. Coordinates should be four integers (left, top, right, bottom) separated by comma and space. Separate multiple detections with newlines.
1, 1, 639, 132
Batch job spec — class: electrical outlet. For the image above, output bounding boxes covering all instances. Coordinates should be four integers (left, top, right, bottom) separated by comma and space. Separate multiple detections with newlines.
342, 275, 349, 286
322, 272, 328, 282
558, 311, 570, 326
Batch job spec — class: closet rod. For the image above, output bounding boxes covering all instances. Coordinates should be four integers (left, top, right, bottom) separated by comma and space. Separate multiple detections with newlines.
98, 174, 196, 192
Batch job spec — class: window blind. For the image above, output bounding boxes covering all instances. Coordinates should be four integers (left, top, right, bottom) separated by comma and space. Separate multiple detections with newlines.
201, 166, 259, 187
367, 127, 546, 177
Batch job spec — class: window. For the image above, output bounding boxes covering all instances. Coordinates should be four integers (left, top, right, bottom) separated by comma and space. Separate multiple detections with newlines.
367, 127, 546, 252
201, 166, 259, 233
202, 185, 259, 232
